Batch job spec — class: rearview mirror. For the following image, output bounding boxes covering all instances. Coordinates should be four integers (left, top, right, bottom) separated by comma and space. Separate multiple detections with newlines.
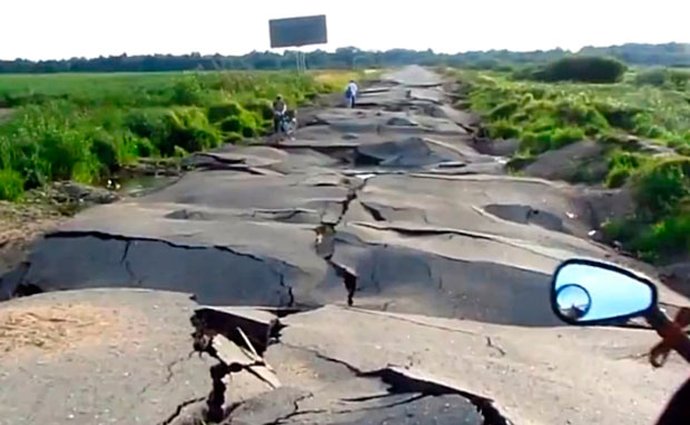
551, 258, 657, 325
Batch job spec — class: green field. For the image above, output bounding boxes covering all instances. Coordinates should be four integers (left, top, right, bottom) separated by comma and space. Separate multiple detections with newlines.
453, 64, 690, 262
0, 70, 355, 202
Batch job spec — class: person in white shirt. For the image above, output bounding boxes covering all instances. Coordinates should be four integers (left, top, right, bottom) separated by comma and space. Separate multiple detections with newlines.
345, 80, 358, 108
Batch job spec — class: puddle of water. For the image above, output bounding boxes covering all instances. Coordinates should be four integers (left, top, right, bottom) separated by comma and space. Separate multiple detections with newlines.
118, 175, 177, 197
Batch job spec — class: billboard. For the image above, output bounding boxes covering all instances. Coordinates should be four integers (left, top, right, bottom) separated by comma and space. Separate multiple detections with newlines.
269, 15, 328, 49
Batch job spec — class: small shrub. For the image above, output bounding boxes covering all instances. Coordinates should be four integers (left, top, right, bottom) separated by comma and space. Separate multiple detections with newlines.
125, 109, 167, 140
220, 116, 242, 133
243, 100, 274, 121
635, 68, 669, 87
606, 167, 631, 188
489, 101, 519, 120
669, 70, 690, 91
171, 76, 205, 105
158, 108, 221, 155
207, 102, 243, 123
40, 129, 97, 182
241, 125, 257, 138
520, 130, 553, 154
90, 133, 120, 173
635, 215, 690, 259
606, 151, 649, 188
554, 99, 609, 129
602, 218, 639, 244
0, 169, 25, 201
633, 157, 690, 218
594, 102, 642, 131
488, 120, 520, 139
551, 126, 584, 148
224, 132, 243, 143
129, 136, 154, 157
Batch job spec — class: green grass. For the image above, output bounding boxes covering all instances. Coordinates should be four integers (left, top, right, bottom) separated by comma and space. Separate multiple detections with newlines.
600, 157, 690, 262
0, 70, 346, 201
461, 70, 690, 154
454, 68, 690, 262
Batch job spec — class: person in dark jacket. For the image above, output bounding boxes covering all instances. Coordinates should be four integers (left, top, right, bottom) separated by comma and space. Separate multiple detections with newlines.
272, 95, 287, 134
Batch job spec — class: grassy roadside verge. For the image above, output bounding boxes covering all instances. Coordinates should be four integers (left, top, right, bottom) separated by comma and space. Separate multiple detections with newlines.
0, 70, 360, 202
451, 66, 690, 263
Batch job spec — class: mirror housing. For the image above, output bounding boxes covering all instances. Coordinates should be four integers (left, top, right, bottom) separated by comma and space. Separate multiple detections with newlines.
550, 258, 658, 326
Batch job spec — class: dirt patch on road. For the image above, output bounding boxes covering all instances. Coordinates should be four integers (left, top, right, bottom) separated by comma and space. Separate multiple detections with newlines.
0, 201, 63, 275
0, 303, 129, 358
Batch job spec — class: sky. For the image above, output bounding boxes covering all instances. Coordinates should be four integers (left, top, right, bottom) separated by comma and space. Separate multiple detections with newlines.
2, 0, 689, 60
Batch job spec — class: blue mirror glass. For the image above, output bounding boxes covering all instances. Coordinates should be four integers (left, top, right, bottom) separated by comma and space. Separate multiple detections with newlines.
552, 260, 655, 324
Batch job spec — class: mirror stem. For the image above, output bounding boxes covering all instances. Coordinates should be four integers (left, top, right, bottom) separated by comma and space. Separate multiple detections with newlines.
646, 306, 690, 365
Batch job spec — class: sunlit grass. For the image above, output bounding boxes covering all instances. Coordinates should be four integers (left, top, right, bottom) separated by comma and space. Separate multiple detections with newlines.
0, 70, 343, 201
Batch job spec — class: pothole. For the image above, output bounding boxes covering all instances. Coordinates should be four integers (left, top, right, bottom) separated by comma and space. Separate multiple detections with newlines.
166, 209, 212, 221
483, 204, 567, 234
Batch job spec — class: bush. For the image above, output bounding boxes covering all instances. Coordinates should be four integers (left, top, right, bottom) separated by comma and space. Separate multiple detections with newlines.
207, 102, 243, 123
669, 70, 690, 90
241, 125, 257, 138
158, 108, 221, 155
171, 76, 205, 105
635, 68, 669, 87
633, 157, 690, 218
554, 98, 609, 129
606, 151, 648, 188
125, 109, 167, 140
132, 136, 155, 157
224, 132, 243, 143
520, 130, 553, 154
0, 169, 25, 201
594, 101, 643, 131
90, 133, 120, 173
551, 126, 584, 148
634, 215, 690, 260
220, 116, 242, 133
243, 99, 274, 121
489, 101, 519, 120
530, 56, 627, 83
487, 120, 520, 139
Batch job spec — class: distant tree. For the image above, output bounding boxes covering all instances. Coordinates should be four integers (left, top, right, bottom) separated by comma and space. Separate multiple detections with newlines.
529, 56, 627, 83
0, 43, 688, 74
635, 67, 669, 86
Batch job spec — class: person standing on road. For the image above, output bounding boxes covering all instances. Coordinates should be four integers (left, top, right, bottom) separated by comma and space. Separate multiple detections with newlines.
272, 95, 287, 134
345, 80, 359, 108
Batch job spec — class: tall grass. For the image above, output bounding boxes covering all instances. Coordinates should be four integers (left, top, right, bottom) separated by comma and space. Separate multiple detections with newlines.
0, 71, 338, 201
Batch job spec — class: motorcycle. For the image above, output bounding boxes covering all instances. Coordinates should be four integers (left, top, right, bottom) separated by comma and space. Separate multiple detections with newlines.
550, 258, 690, 425
274, 110, 297, 139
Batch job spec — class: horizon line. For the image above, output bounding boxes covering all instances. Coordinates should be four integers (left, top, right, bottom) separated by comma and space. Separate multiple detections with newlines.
3, 40, 689, 63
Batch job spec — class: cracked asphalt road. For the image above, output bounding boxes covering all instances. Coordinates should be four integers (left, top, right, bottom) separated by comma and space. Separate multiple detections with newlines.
1, 66, 688, 425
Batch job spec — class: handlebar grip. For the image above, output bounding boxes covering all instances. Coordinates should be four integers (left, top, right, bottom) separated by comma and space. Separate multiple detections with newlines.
646, 306, 690, 365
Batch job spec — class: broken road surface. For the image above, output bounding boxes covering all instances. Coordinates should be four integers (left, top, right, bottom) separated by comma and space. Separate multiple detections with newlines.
1, 66, 688, 425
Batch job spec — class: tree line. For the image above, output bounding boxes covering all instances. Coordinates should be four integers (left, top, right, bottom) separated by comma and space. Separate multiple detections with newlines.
1, 43, 689, 74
